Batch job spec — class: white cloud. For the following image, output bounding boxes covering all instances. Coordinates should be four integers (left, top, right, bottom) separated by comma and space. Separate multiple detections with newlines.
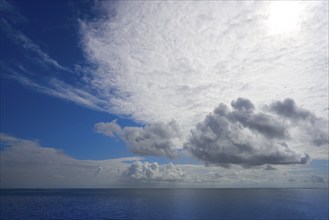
3, 1, 327, 135
80, 1, 328, 132
121, 161, 184, 182
80, 1, 328, 162
95, 119, 122, 137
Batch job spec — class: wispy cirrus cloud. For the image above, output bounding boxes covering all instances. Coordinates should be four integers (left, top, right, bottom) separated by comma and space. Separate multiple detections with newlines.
6, 73, 107, 112
0, 18, 67, 71
0, 0, 27, 24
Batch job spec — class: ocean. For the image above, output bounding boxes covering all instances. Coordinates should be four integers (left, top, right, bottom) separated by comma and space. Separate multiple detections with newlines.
0, 189, 328, 220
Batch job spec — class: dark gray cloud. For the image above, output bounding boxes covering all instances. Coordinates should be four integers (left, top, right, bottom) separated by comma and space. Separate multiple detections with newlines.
264, 165, 277, 170
185, 98, 311, 167
305, 119, 329, 147
310, 175, 326, 183
95, 120, 181, 158
121, 161, 184, 182
312, 132, 328, 146
267, 98, 314, 121
231, 97, 255, 112
267, 98, 328, 147
229, 98, 287, 139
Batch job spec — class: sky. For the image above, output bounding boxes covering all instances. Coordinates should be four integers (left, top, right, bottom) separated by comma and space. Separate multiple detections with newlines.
0, 0, 328, 188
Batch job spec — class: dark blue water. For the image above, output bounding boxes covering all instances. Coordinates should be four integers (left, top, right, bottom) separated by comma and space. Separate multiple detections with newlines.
0, 189, 328, 220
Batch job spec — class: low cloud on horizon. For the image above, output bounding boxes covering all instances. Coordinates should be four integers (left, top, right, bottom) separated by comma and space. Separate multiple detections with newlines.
1, 133, 327, 188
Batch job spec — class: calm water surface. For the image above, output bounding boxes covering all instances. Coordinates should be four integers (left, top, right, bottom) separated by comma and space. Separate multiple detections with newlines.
0, 189, 328, 220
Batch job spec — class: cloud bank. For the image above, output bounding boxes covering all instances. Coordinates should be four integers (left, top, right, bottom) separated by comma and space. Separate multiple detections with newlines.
1, 133, 327, 188
0, 133, 141, 188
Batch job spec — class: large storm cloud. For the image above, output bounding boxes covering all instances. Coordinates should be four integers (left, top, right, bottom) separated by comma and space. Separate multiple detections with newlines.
185, 98, 327, 167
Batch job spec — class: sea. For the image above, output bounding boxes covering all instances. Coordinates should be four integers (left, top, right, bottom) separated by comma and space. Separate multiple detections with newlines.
0, 188, 328, 220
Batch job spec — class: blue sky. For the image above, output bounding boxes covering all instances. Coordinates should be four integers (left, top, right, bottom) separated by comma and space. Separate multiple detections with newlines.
0, 0, 133, 160
0, 0, 328, 188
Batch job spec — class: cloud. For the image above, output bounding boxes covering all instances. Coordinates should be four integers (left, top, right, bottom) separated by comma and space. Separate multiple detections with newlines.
267, 98, 314, 121
79, 0, 328, 130
7, 74, 107, 113
2, 1, 327, 140
79, 2, 329, 164
95, 120, 122, 137
229, 98, 288, 139
121, 161, 184, 182
310, 175, 326, 183
96, 97, 327, 165
184, 98, 320, 167
264, 165, 277, 171
267, 98, 328, 147
0, 0, 27, 24
95, 120, 181, 158
1, 134, 327, 188
1, 1, 328, 170
179, 162, 329, 188
0, 133, 142, 188
1, 1, 102, 113
0, 18, 66, 71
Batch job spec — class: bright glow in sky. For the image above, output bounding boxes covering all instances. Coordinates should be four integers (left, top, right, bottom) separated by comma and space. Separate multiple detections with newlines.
0, 0, 328, 188
266, 1, 304, 35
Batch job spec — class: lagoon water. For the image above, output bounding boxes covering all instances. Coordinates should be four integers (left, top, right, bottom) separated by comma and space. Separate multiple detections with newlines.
0, 189, 328, 220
